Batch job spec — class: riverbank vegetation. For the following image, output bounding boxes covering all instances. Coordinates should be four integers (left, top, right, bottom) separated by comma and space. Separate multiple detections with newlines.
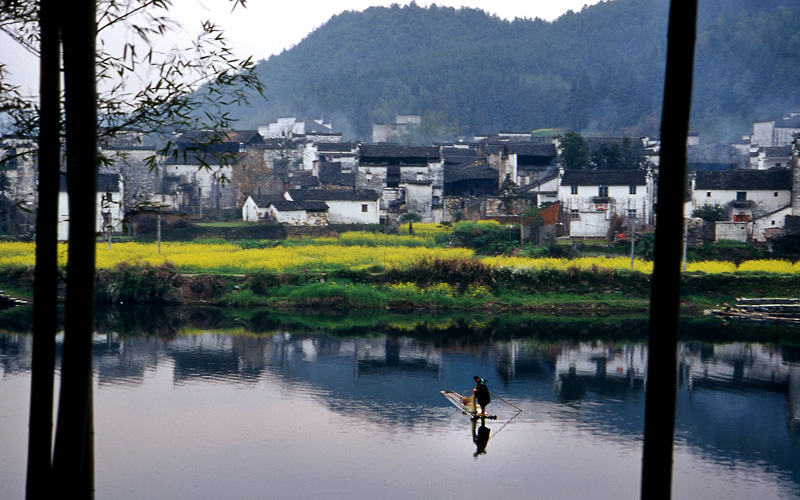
1, 220, 800, 311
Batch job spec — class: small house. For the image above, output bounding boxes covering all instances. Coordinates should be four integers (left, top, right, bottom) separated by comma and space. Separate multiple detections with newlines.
558, 168, 654, 238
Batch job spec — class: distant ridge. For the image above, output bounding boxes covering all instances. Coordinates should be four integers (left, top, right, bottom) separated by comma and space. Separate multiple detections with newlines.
217, 0, 800, 143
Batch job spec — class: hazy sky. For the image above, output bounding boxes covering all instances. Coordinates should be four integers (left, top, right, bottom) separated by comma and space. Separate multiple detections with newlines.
1, 0, 603, 96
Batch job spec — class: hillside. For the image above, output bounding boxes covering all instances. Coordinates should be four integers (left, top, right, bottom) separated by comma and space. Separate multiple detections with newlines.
224, 0, 800, 142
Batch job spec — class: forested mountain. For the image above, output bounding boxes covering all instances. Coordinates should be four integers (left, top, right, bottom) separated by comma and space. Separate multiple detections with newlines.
225, 0, 800, 142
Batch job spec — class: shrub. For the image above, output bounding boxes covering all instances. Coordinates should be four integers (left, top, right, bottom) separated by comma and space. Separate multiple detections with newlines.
96, 262, 179, 303
452, 221, 519, 255
401, 257, 495, 289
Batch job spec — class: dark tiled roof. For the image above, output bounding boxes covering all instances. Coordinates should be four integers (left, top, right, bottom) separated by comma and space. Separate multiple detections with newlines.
694, 169, 791, 190
560, 169, 647, 186
318, 162, 356, 187
441, 146, 479, 160
319, 173, 356, 187
288, 189, 380, 202
445, 162, 498, 182
271, 200, 329, 212
288, 174, 320, 189
507, 142, 557, 156
317, 142, 357, 153
359, 145, 440, 159
225, 130, 264, 144
763, 146, 791, 157
248, 194, 281, 207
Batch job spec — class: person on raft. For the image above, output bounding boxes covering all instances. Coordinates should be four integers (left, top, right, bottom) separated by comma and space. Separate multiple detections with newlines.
473, 376, 491, 416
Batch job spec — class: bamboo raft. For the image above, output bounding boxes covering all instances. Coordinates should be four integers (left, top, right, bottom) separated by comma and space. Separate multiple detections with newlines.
440, 390, 497, 419
705, 297, 800, 322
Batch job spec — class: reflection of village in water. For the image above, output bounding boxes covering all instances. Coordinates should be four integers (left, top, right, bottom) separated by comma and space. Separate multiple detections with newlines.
2, 329, 800, 485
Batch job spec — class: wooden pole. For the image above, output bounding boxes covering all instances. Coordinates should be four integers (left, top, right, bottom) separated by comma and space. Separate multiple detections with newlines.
641, 1, 698, 499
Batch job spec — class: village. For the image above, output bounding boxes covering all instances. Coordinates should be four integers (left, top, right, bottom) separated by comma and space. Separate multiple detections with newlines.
2, 111, 799, 247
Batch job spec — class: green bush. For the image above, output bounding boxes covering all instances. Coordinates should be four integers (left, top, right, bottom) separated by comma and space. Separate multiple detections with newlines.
452, 221, 519, 255
96, 262, 179, 303
688, 240, 766, 264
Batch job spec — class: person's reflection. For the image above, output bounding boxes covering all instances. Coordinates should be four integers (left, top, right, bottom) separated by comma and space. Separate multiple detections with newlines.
471, 417, 490, 457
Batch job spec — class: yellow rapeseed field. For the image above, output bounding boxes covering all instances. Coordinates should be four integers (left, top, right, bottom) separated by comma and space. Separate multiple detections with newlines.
0, 240, 799, 275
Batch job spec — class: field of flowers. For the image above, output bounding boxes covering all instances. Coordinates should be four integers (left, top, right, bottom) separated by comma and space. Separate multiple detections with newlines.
2, 240, 800, 275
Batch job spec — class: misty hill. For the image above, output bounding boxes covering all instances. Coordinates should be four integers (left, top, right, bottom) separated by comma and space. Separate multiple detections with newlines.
227, 0, 800, 142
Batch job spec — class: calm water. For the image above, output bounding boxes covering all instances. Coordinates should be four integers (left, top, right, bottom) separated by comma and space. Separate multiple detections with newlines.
1, 310, 800, 499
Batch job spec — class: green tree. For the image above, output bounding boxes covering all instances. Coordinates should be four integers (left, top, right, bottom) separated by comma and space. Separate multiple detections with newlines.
619, 137, 649, 169
591, 141, 622, 170
558, 131, 591, 169
591, 137, 648, 170
691, 203, 728, 222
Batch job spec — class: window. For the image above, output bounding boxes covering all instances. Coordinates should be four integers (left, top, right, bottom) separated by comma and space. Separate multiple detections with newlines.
570, 209, 580, 219
736, 191, 747, 201
733, 213, 750, 222
570, 185, 578, 195
774, 192, 779, 197
706, 192, 711, 197
629, 185, 637, 195
598, 186, 608, 197
627, 209, 637, 220
361, 204, 368, 213
387, 165, 400, 188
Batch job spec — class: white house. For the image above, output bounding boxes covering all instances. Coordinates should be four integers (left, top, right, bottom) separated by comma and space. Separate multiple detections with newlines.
58, 173, 125, 241
356, 145, 444, 223
285, 189, 380, 225
242, 194, 271, 222
557, 168, 654, 238
243, 189, 381, 225
750, 114, 800, 147
259, 117, 333, 139
241, 193, 328, 225
691, 168, 792, 242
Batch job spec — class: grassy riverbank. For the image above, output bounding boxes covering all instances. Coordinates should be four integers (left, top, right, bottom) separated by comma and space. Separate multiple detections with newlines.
2, 255, 800, 314
1, 222, 800, 312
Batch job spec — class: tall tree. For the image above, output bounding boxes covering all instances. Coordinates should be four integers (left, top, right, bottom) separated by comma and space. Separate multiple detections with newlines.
50, 1, 98, 495
25, 1, 60, 498
558, 131, 590, 169
0, 2, 265, 498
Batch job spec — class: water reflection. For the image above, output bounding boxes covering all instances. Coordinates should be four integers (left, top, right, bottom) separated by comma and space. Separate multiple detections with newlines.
472, 417, 491, 457
2, 308, 800, 499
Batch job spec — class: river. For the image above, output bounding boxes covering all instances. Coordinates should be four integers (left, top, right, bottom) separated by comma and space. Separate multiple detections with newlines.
1, 308, 799, 499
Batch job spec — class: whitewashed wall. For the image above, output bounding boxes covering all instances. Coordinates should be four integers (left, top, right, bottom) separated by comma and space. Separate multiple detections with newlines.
691, 189, 790, 218
241, 197, 264, 222
326, 200, 379, 224
57, 190, 125, 242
